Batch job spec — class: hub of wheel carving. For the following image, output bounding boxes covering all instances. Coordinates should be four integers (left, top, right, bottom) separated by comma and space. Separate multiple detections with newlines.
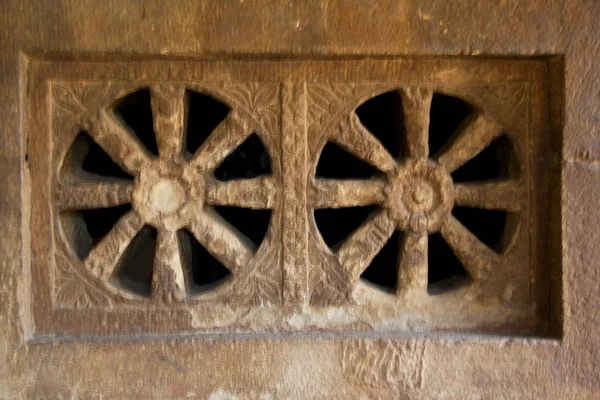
403, 180, 435, 213
149, 179, 185, 214
385, 158, 454, 234
132, 159, 204, 231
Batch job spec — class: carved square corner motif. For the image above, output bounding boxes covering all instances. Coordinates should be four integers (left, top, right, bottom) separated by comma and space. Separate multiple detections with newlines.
24, 57, 554, 339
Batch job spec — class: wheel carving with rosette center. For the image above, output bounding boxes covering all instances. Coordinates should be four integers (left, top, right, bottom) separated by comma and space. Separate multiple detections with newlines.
56, 84, 277, 303
311, 87, 525, 297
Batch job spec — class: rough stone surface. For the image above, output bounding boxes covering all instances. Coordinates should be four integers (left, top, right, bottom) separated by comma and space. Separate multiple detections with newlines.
0, 1, 598, 398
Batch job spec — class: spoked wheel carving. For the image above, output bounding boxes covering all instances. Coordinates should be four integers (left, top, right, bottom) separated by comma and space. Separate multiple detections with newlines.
56, 84, 276, 302
312, 88, 526, 298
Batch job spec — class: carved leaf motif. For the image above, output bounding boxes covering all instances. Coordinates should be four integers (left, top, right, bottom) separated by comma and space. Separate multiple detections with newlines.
306, 83, 358, 141
52, 81, 116, 141
215, 83, 280, 137
229, 247, 282, 306
308, 276, 349, 306
307, 83, 356, 120
54, 252, 113, 309
307, 239, 352, 306
244, 271, 282, 306
52, 82, 112, 117
341, 340, 426, 392
53, 84, 86, 116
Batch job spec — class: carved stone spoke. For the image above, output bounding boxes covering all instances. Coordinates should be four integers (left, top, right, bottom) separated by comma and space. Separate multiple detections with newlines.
440, 215, 500, 282
436, 113, 504, 173
205, 176, 276, 209
311, 179, 386, 209
454, 180, 525, 212
397, 233, 428, 296
150, 84, 187, 159
187, 209, 255, 276
189, 111, 253, 172
84, 211, 145, 282
152, 230, 186, 303
334, 113, 397, 173
56, 181, 133, 210
89, 110, 153, 175
338, 210, 396, 280
400, 88, 433, 159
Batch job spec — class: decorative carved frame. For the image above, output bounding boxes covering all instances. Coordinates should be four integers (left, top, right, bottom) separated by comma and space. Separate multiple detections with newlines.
24, 57, 552, 338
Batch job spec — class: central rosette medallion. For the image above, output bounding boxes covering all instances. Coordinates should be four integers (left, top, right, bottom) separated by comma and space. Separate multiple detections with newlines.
132, 159, 204, 232
384, 159, 454, 235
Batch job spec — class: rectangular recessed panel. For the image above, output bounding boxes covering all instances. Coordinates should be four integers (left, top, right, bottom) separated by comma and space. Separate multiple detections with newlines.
23, 57, 554, 339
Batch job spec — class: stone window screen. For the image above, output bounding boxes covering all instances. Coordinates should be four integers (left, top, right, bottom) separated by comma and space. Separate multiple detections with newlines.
23, 57, 554, 339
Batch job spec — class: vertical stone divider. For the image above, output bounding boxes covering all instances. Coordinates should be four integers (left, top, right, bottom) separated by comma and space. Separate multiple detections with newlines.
281, 81, 309, 308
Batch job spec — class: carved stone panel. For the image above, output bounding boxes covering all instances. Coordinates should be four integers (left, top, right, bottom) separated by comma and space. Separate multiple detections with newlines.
24, 57, 553, 338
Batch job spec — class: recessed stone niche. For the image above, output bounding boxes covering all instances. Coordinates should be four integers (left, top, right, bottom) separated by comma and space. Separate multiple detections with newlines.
23, 57, 560, 339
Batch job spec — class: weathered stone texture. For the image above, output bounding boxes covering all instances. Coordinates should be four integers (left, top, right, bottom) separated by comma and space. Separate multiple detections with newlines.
0, 1, 598, 399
